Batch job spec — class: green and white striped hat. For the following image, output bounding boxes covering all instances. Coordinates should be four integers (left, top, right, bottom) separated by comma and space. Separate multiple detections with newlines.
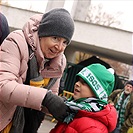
77, 63, 115, 101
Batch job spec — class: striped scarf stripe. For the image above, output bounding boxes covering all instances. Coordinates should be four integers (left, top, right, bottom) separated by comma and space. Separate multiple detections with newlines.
63, 97, 107, 124
115, 91, 130, 128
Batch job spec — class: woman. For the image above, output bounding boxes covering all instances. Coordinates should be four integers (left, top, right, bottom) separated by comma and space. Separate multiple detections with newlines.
0, 8, 74, 133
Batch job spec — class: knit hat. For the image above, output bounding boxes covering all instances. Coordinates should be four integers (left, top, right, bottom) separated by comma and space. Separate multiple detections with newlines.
77, 63, 115, 100
38, 8, 74, 44
126, 80, 133, 86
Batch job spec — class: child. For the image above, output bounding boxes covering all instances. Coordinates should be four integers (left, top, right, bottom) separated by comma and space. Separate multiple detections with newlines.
50, 63, 117, 133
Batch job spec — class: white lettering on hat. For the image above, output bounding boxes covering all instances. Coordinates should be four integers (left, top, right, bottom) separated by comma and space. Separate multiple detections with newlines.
79, 67, 108, 100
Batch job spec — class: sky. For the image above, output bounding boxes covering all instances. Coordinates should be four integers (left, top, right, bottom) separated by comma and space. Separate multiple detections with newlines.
92, 0, 133, 32
2, 0, 133, 32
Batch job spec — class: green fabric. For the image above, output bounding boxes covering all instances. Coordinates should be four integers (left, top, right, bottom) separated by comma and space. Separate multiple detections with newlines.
115, 91, 130, 129
77, 64, 115, 101
63, 97, 107, 124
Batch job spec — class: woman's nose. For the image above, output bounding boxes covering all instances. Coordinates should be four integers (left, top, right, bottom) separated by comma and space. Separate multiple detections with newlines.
55, 42, 64, 50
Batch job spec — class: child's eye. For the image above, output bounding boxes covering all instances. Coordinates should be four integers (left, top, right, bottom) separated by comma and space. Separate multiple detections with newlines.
79, 78, 86, 85
80, 80, 84, 84
82, 80, 87, 85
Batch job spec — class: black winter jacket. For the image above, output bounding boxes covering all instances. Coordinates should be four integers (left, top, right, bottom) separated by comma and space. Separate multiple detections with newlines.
0, 12, 10, 45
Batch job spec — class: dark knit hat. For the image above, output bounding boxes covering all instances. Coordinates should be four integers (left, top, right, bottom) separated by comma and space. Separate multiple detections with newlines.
77, 64, 115, 101
38, 8, 74, 44
126, 80, 133, 86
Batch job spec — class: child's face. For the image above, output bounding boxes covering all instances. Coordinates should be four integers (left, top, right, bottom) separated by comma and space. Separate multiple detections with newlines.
73, 77, 95, 100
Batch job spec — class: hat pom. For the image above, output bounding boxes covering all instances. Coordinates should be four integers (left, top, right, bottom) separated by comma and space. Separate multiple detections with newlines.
107, 68, 115, 75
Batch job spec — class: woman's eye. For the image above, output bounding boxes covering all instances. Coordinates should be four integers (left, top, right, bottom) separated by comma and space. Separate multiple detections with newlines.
52, 36, 59, 43
63, 41, 69, 46
51, 37, 68, 46
53, 36, 58, 40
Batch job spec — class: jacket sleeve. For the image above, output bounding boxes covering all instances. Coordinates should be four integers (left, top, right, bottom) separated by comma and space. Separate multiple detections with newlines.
108, 89, 123, 104
0, 31, 47, 110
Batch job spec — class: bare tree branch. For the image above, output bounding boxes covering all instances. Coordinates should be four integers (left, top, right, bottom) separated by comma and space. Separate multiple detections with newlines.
86, 3, 122, 27
76, 3, 131, 78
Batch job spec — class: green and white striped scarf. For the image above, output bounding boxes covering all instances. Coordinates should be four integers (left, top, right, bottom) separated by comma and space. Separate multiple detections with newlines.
63, 97, 107, 124
115, 91, 130, 129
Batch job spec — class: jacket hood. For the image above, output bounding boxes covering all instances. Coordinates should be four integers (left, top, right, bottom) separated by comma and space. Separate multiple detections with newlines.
22, 14, 42, 49
22, 14, 66, 78
22, 14, 43, 65
76, 104, 117, 132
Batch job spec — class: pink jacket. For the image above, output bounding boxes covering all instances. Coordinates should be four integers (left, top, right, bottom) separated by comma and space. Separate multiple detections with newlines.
0, 14, 66, 131
50, 104, 117, 133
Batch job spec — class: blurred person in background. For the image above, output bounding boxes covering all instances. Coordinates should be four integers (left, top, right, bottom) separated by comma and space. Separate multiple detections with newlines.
108, 80, 133, 133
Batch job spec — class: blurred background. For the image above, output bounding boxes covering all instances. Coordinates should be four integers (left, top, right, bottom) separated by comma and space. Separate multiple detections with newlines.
0, 0, 133, 92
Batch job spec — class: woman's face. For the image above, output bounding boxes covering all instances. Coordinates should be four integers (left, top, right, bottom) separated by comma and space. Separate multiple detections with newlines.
40, 36, 68, 59
73, 77, 95, 100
